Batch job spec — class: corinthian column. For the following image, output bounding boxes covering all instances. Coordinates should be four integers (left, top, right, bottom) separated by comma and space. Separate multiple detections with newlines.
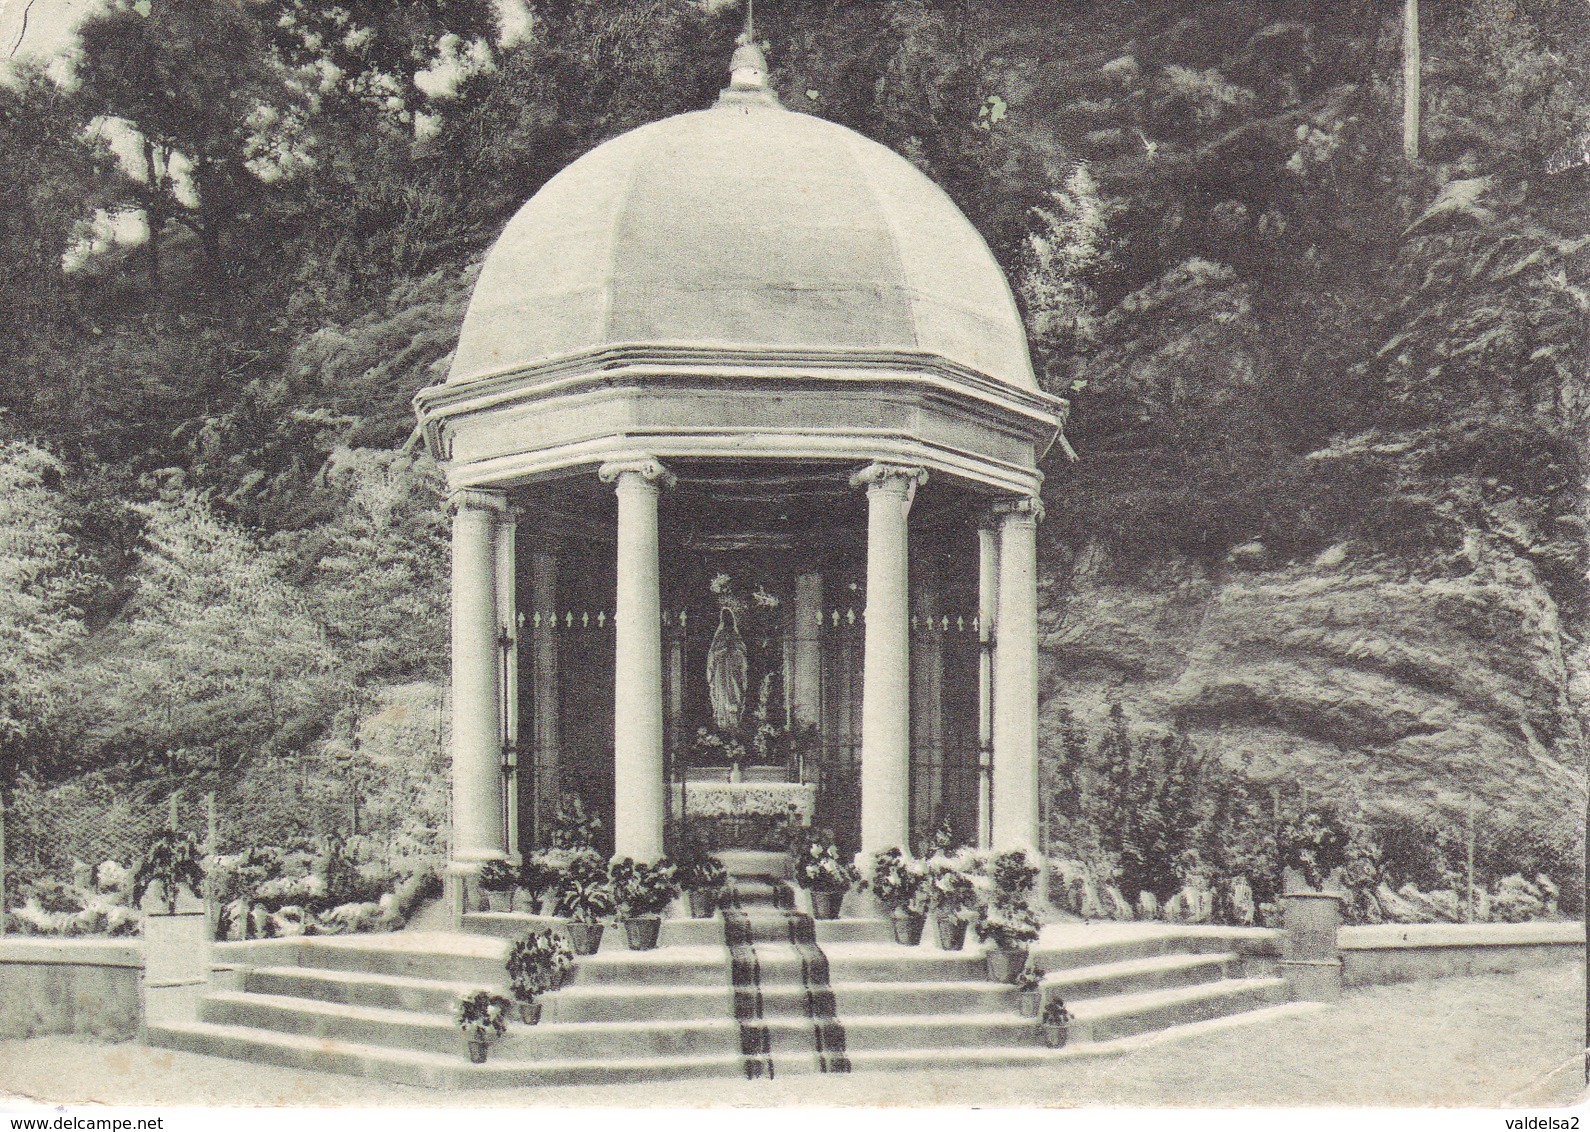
600, 457, 676, 863
991, 494, 1042, 855
850, 462, 926, 857
447, 488, 509, 920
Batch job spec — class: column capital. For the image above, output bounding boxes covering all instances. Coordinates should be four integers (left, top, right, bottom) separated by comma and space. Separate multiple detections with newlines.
599, 457, 677, 491
993, 493, 1045, 525
449, 487, 511, 516
849, 462, 927, 495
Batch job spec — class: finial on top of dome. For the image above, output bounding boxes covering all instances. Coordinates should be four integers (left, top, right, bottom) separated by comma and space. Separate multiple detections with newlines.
728, 0, 768, 92
718, 0, 779, 108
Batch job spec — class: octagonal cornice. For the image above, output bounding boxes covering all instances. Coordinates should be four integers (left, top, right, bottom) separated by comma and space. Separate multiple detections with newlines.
414, 343, 1068, 498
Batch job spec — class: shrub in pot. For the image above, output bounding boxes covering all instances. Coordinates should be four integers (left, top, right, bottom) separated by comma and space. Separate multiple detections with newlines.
789, 826, 860, 919
551, 853, 615, 954
975, 899, 1040, 981
1039, 998, 1073, 1049
609, 857, 679, 950
673, 841, 728, 918
1015, 964, 1045, 1018
478, 859, 517, 913
505, 929, 574, 1023
925, 858, 978, 949
518, 853, 564, 915
454, 989, 513, 1062
974, 849, 1041, 979
870, 848, 928, 944
131, 829, 206, 914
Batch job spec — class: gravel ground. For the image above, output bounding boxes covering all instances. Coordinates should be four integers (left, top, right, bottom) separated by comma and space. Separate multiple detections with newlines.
0, 963, 1582, 1111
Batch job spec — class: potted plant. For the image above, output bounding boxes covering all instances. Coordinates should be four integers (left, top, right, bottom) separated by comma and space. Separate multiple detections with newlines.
131, 829, 206, 913
673, 840, 728, 919
1015, 964, 1045, 1018
551, 852, 615, 955
505, 929, 574, 1023
1039, 998, 1073, 1049
870, 848, 928, 945
517, 853, 563, 915
789, 826, 859, 919
926, 857, 977, 950
608, 857, 679, 950
975, 898, 1040, 981
478, 859, 517, 913
454, 989, 513, 1062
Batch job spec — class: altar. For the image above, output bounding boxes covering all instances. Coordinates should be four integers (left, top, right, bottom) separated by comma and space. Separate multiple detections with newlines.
668, 776, 818, 851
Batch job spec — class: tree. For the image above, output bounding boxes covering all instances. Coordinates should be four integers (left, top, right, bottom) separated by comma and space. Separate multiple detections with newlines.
74, 491, 343, 781
70, 0, 295, 297
285, 447, 451, 685
0, 441, 85, 747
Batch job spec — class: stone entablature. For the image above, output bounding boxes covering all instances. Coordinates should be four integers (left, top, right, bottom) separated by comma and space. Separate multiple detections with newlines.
415, 345, 1067, 497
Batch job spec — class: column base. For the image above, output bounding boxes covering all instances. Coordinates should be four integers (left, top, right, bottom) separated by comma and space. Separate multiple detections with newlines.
444, 858, 504, 927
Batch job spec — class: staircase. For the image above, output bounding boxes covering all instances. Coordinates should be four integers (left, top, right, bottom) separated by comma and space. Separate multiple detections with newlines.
144, 856, 1298, 1090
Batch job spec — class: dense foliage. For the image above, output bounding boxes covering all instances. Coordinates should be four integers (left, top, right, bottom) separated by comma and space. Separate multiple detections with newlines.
0, 2, 1583, 869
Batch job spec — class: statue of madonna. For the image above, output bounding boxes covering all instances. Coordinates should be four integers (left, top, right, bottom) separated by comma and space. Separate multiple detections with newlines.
706, 606, 749, 733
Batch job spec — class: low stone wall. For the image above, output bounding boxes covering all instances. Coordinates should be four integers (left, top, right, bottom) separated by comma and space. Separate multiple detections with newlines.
1339, 921, 1584, 988
0, 939, 143, 1041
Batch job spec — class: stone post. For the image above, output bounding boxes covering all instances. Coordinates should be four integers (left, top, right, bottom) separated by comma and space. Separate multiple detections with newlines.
991, 495, 1041, 856
1280, 889, 1344, 1001
976, 519, 999, 849
600, 458, 676, 863
446, 488, 509, 923
850, 463, 926, 857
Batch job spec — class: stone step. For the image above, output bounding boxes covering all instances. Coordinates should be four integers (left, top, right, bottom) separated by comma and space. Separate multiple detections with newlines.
244, 966, 487, 1016
840, 1002, 1318, 1073
293, 935, 508, 983
1031, 930, 1265, 972
460, 911, 893, 947
718, 851, 788, 879
765, 1012, 1037, 1052
200, 990, 748, 1061
145, 1020, 748, 1091
1040, 951, 1238, 1002
1065, 977, 1291, 1043
463, 913, 725, 948
544, 983, 735, 1024
776, 980, 1019, 1018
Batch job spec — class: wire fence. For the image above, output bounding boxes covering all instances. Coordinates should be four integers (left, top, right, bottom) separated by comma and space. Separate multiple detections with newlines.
1, 756, 449, 935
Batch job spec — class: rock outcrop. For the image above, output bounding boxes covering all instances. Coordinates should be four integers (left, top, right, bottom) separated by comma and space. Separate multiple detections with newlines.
1037, 536, 1586, 828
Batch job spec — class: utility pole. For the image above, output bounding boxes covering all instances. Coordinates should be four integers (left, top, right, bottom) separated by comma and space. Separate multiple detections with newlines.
1403, 0, 1420, 162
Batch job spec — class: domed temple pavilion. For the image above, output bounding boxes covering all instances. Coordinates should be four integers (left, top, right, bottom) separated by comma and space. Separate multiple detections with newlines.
413, 41, 1070, 918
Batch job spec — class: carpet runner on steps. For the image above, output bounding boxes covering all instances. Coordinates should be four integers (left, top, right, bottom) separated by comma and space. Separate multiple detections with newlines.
721, 875, 850, 1078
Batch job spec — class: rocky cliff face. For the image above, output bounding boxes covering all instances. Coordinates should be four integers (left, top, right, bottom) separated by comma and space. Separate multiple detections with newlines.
1037, 534, 1587, 827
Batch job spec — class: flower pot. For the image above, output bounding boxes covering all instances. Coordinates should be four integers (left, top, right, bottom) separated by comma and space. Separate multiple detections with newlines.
687, 889, 717, 919
565, 921, 605, 955
1040, 1023, 1069, 1050
1017, 991, 1041, 1018
986, 947, 1029, 984
891, 911, 925, 946
810, 890, 843, 920
935, 916, 968, 951
623, 916, 662, 951
466, 1039, 490, 1063
518, 1000, 542, 1025
484, 889, 512, 913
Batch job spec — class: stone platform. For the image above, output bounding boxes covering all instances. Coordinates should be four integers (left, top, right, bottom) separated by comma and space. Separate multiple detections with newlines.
144, 882, 1298, 1090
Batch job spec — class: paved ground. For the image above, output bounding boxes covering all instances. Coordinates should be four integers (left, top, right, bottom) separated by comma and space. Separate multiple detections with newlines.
0, 963, 1582, 1111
